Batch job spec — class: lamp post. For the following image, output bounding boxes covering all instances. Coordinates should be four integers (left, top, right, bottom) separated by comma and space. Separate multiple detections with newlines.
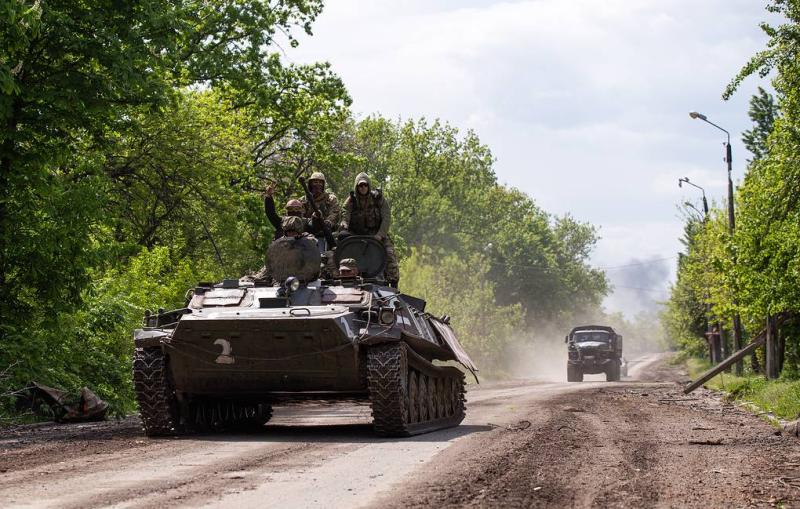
689, 111, 744, 374
678, 177, 709, 216
679, 177, 719, 362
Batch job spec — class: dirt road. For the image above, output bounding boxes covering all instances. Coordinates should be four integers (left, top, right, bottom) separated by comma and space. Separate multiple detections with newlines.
1, 354, 798, 508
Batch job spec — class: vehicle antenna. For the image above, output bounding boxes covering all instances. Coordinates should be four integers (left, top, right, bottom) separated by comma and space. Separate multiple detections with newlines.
200, 217, 227, 273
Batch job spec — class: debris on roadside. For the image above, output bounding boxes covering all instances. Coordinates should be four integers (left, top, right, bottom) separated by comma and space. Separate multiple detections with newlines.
15, 382, 108, 423
488, 420, 532, 432
688, 439, 723, 445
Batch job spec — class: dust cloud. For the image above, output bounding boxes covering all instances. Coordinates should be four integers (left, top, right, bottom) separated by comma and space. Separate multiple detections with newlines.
506, 331, 569, 382
500, 314, 670, 382
503, 328, 569, 382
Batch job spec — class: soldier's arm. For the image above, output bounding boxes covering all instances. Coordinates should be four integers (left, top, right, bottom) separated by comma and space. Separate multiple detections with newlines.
340, 196, 352, 231
264, 196, 282, 230
377, 196, 391, 239
325, 194, 340, 228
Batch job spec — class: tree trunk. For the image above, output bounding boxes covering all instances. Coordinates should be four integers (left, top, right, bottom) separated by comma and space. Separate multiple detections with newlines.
765, 314, 780, 380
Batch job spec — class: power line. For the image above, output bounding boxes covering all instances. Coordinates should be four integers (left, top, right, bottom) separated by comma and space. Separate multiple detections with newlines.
485, 256, 676, 273
611, 285, 670, 295
599, 257, 677, 270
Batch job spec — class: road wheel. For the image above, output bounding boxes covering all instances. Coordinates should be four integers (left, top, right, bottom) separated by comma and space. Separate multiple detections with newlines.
567, 364, 583, 383
426, 375, 437, 420
437, 377, 446, 419
418, 373, 429, 422
408, 370, 419, 424
442, 377, 453, 417
606, 361, 621, 382
451, 374, 465, 420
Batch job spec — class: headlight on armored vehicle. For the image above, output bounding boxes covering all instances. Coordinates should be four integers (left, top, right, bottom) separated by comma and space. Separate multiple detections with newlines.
378, 307, 395, 325
284, 276, 301, 293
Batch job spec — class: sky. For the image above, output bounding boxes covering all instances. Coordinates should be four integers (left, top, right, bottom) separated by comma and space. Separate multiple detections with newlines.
287, 0, 780, 316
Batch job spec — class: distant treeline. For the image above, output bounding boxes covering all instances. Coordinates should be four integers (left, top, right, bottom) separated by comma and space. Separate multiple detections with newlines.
0, 1, 612, 414
663, 0, 800, 378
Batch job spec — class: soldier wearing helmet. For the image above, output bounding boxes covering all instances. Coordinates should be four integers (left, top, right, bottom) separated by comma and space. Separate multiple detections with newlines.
340, 172, 399, 287
299, 171, 340, 237
338, 258, 359, 278
264, 182, 313, 239
261, 216, 319, 285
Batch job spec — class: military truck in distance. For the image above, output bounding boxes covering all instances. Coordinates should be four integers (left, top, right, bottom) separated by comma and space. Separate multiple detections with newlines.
565, 325, 623, 382
132, 236, 477, 438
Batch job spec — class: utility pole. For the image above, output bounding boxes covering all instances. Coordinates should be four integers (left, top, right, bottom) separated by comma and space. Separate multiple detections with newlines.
765, 313, 780, 379
679, 177, 719, 363
689, 112, 745, 375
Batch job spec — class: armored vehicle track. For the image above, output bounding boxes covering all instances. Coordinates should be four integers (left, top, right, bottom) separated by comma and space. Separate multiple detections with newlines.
367, 343, 466, 437
134, 347, 273, 436
133, 347, 179, 436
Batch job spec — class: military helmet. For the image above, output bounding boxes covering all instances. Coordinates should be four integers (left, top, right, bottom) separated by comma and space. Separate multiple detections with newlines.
338, 257, 359, 277
281, 215, 305, 234
285, 199, 303, 215
309, 171, 326, 184
339, 258, 358, 270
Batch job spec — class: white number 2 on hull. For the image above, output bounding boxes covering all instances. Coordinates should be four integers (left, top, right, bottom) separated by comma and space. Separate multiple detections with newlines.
214, 338, 235, 364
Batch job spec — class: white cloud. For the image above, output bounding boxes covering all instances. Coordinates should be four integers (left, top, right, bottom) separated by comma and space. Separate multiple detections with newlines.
288, 0, 779, 316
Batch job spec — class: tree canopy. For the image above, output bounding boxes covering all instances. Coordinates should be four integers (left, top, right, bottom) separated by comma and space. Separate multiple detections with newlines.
665, 0, 800, 377
0, 1, 610, 415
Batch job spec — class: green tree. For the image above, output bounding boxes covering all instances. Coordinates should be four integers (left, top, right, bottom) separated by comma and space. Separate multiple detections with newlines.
400, 248, 524, 374
0, 0, 344, 322
742, 87, 779, 162
0, 0, 351, 408
665, 0, 800, 376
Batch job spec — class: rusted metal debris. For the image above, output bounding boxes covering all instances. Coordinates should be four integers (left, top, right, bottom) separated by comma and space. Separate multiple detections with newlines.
16, 382, 108, 423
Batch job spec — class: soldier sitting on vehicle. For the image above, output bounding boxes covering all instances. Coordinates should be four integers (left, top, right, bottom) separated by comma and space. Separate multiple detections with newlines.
299, 171, 340, 240
264, 182, 316, 239
339, 172, 399, 287
263, 216, 320, 285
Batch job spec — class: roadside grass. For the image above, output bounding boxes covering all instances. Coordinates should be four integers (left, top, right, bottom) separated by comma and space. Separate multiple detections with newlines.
686, 358, 800, 421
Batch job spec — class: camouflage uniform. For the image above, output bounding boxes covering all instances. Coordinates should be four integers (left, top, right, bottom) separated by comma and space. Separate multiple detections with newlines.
340, 172, 399, 286
264, 197, 312, 239
299, 171, 340, 235
263, 216, 320, 285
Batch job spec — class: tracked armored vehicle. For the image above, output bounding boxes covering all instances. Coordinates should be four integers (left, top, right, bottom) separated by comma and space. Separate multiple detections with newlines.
565, 325, 623, 382
133, 236, 477, 437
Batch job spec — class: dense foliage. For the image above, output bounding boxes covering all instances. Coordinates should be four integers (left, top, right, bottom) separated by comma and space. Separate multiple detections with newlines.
664, 0, 800, 378
0, 1, 608, 417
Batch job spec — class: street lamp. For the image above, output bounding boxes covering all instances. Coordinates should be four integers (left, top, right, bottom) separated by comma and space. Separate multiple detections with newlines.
678, 177, 709, 216
689, 110, 744, 374
679, 176, 718, 362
